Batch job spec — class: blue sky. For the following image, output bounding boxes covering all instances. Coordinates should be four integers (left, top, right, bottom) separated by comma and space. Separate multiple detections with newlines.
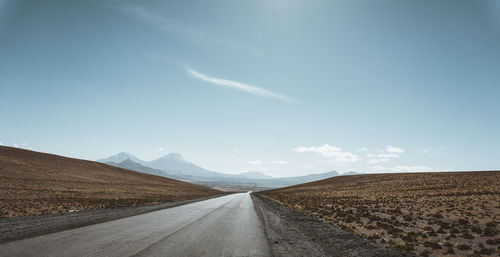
1, 0, 499, 177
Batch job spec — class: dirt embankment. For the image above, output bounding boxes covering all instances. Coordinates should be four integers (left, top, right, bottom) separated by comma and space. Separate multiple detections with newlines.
0, 146, 222, 218
251, 193, 411, 257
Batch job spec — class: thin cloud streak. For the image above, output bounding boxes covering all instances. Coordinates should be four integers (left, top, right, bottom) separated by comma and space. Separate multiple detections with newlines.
120, 5, 264, 56
186, 66, 297, 103
293, 144, 361, 163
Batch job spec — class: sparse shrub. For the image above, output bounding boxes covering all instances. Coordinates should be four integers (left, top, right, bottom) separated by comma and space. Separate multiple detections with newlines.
457, 244, 471, 250
479, 248, 494, 255
462, 232, 474, 239
471, 225, 482, 234
486, 239, 496, 245
423, 226, 434, 232
484, 228, 498, 237
423, 241, 442, 249
432, 213, 443, 219
420, 249, 430, 257
440, 222, 452, 229
485, 222, 496, 228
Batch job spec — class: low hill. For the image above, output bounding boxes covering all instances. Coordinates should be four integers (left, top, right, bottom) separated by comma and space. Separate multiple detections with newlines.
258, 171, 500, 256
0, 146, 222, 218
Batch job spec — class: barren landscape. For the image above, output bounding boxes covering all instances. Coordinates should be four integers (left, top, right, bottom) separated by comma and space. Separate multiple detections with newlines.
258, 172, 500, 256
0, 146, 222, 218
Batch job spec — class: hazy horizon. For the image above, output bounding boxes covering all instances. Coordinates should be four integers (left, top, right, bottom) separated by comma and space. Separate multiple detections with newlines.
1, 0, 500, 177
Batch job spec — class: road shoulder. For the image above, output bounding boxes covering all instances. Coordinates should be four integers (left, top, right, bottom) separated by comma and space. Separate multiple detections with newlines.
0, 194, 228, 243
251, 193, 413, 257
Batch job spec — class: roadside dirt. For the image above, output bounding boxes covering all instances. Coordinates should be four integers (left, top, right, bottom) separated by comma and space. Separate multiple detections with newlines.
0, 194, 226, 243
252, 194, 412, 257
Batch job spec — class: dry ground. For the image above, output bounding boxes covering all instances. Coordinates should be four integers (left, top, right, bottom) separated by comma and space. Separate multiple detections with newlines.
0, 146, 222, 218
258, 172, 500, 256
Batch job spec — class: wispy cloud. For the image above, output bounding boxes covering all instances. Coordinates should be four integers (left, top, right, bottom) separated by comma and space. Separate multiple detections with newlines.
367, 155, 399, 164
249, 160, 287, 166
365, 147, 403, 164
12, 142, 32, 150
158, 147, 164, 152
0, 141, 3, 146
249, 160, 263, 166
378, 153, 400, 159
372, 165, 433, 173
186, 66, 296, 103
423, 147, 444, 154
367, 159, 388, 164
120, 5, 264, 56
386, 145, 405, 153
293, 144, 361, 163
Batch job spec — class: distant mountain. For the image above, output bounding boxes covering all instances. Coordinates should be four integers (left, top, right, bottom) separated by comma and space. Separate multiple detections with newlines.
148, 153, 220, 178
273, 170, 340, 185
98, 152, 222, 178
98, 153, 341, 189
97, 152, 147, 165
237, 171, 274, 180
106, 159, 170, 178
342, 171, 360, 176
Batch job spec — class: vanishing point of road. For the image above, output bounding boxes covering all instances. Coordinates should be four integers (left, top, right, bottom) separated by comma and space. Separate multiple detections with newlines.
0, 193, 271, 257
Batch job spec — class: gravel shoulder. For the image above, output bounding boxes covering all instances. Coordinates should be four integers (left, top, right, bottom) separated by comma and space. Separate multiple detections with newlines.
0, 194, 228, 243
251, 193, 413, 257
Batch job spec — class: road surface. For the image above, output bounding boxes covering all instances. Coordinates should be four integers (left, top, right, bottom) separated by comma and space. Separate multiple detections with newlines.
0, 193, 271, 257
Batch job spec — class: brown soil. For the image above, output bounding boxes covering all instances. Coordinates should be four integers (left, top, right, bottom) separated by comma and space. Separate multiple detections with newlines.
257, 172, 500, 256
251, 194, 411, 257
0, 146, 222, 218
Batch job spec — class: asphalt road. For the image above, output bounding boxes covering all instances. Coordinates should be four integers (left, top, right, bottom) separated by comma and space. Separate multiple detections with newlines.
0, 193, 271, 257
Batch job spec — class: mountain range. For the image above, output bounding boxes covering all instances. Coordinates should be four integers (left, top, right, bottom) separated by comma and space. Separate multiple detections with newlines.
98, 152, 354, 189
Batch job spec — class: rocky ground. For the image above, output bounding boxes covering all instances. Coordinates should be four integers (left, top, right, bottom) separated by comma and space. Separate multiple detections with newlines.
257, 171, 500, 256
252, 194, 411, 257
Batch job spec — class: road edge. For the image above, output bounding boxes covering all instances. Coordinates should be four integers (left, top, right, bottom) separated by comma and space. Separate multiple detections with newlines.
0, 193, 230, 243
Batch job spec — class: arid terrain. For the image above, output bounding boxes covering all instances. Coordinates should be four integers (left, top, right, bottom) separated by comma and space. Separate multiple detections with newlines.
258, 172, 500, 256
0, 146, 222, 218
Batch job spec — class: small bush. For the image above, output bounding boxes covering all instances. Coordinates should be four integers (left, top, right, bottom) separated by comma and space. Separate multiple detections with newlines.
457, 244, 471, 250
